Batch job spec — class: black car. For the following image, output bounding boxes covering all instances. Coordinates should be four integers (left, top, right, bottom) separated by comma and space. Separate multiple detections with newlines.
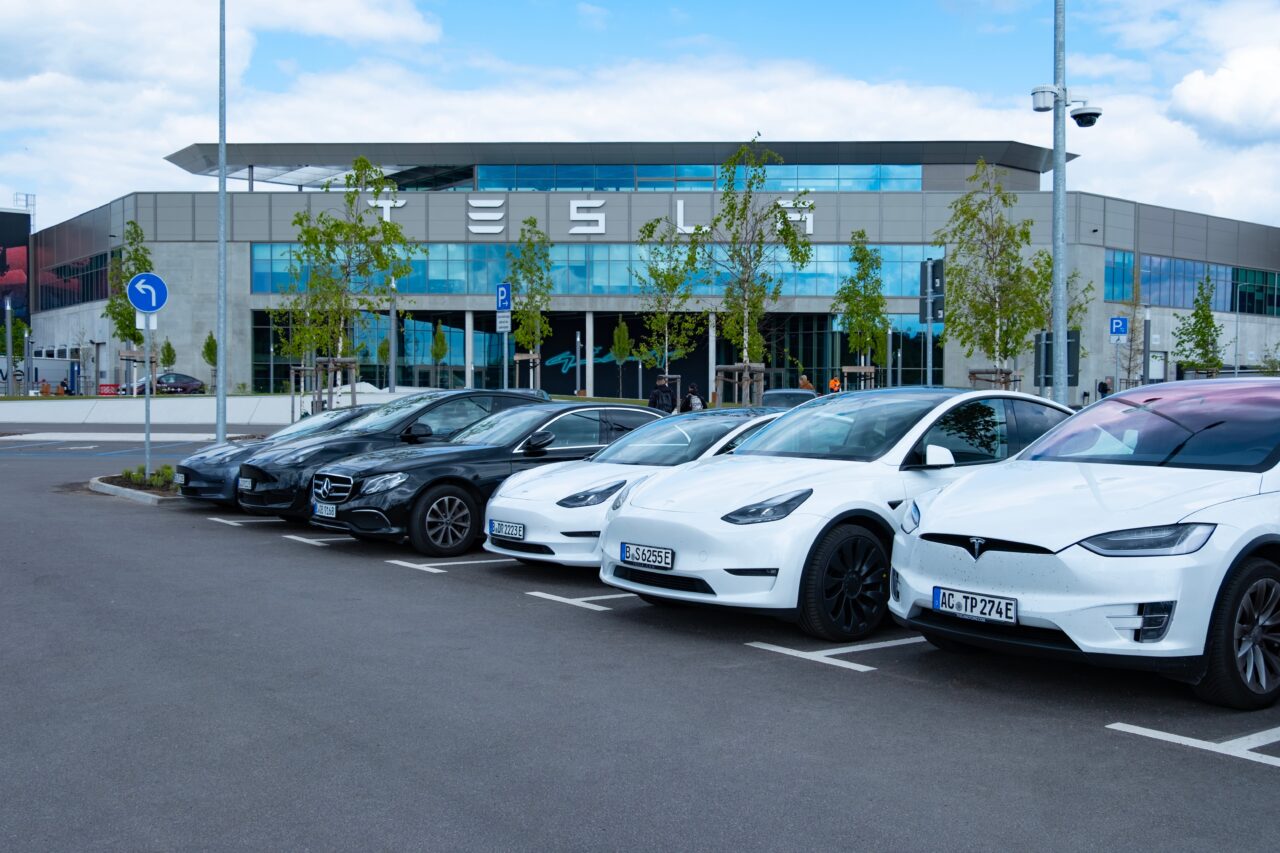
175, 404, 377, 505
237, 389, 545, 519
309, 402, 664, 556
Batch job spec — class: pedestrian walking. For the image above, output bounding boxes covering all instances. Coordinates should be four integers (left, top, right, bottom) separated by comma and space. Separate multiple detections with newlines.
648, 376, 676, 414
798, 374, 814, 391
680, 383, 707, 413
828, 376, 842, 394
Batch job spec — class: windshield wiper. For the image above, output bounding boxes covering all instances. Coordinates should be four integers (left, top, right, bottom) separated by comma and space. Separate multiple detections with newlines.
1157, 420, 1224, 466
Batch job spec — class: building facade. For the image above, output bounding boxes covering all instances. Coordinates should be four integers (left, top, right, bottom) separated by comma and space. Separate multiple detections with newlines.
26, 141, 1280, 401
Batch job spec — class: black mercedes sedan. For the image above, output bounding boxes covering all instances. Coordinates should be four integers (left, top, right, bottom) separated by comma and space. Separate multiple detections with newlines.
309, 402, 663, 556
175, 403, 377, 506
237, 389, 545, 519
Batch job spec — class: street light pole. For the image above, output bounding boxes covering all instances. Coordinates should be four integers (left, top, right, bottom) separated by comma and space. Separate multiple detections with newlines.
215, 0, 227, 441
1234, 285, 1241, 376
1050, 0, 1068, 406
4, 295, 12, 397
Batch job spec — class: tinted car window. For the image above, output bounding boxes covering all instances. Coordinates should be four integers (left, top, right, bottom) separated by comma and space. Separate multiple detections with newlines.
718, 420, 770, 454
339, 392, 447, 433
417, 397, 492, 434
491, 395, 531, 412
593, 415, 742, 466
737, 391, 949, 462
1026, 383, 1280, 472
1010, 399, 1070, 451
453, 407, 549, 446
545, 411, 605, 447
606, 410, 661, 442
919, 399, 1009, 465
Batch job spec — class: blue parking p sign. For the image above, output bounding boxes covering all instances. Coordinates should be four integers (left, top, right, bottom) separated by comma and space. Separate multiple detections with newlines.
1109, 317, 1129, 336
496, 283, 512, 312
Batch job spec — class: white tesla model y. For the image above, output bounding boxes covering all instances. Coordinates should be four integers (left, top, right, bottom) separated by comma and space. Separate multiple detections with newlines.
891, 379, 1280, 709
600, 388, 1071, 641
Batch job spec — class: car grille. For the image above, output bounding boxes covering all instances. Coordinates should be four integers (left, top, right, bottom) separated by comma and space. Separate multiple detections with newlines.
920, 533, 1055, 556
614, 565, 715, 595
312, 473, 354, 504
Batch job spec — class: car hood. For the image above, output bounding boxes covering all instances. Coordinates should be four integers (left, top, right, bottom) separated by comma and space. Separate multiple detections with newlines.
499, 460, 651, 501
243, 430, 381, 466
629, 454, 882, 514
920, 460, 1263, 551
182, 439, 268, 466
323, 443, 498, 476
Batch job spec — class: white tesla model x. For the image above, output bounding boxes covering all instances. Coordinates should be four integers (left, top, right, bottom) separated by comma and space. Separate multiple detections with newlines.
599, 388, 1072, 640
484, 408, 782, 566
891, 379, 1280, 709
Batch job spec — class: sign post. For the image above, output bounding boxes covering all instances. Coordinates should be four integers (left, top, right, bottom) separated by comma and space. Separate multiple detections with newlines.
127, 272, 170, 476
1109, 316, 1129, 394
496, 283, 512, 389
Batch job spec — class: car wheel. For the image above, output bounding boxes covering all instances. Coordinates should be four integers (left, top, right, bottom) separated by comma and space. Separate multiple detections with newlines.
796, 524, 890, 642
1194, 557, 1280, 710
408, 485, 478, 557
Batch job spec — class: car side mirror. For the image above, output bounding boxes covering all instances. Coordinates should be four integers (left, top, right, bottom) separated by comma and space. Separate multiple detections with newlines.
403, 423, 433, 442
523, 430, 555, 453
924, 444, 956, 468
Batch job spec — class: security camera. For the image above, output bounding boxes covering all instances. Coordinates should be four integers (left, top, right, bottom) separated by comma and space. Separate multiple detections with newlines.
1070, 105, 1102, 128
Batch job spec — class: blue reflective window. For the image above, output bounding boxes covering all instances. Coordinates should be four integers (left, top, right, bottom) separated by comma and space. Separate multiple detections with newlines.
797, 165, 838, 179
840, 165, 878, 179
515, 165, 554, 191
676, 165, 714, 178
636, 180, 675, 191
637, 165, 674, 178
881, 165, 922, 180
595, 165, 633, 191
555, 165, 594, 190
476, 165, 515, 190
677, 180, 714, 191
840, 179, 879, 192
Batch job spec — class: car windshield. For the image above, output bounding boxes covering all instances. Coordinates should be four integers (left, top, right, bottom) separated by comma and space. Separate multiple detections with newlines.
451, 407, 549, 446
592, 415, 748, 466
735, 391, 950, 461
1025, 383, 1280, 472
338, 393, 446, 433
268, 408, 363, 441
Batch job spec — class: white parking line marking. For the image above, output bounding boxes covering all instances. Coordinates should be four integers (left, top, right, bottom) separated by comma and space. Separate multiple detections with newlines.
526, 591, 637, 611
746, 636, 927, 673
207, 517, 286, 527
65, 445, 99, 450
1107, 723, 1280, 768
386, 560, 449, 574
282, 534, 353, 547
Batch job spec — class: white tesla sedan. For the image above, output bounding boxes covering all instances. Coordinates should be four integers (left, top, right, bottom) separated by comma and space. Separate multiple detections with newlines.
599, 388, 1072, 640
891, 379, 1280, 710
484, 408, 781, 566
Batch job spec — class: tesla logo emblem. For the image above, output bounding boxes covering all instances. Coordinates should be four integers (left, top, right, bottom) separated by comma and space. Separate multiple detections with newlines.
318, 478, 333, 499
969, 537, 986, 560
468, 198, 505, 234
367, 198, 406, 222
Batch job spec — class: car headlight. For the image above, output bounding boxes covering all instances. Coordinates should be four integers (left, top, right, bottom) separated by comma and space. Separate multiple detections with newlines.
361, 472, 408, 495
1079, 523, 1216, 557
721, 489, 813, 525
900, 499, 921, 534
610, 477, 649, 512
557, 480, 626, 508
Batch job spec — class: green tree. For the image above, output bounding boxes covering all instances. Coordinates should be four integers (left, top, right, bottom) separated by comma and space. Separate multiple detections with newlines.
0, 317, 29, 364
377, 337, 391, 387
431, 321, 449, 387
634, 216, 706, 374
1173, 275, 1225, 374
609, 317, 634, 397
270, 157, 418, 365
102, 220, 151, 347
933, 159, 1044, 376
159, 338, 176, 371
1028, 249, 1096, 357
702, 139, 813, 364
831, 229, 888, 367
201, 331, 217, 386
507, 217, 554, 388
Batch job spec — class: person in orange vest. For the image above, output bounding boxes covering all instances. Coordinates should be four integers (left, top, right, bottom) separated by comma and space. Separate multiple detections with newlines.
828, 376, 842, 394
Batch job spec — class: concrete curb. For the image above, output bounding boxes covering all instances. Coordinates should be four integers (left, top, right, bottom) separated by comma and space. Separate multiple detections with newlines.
88, 476, 180, 506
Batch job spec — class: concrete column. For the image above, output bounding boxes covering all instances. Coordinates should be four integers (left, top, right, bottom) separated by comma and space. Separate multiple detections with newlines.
585, 311, 595, 398
248, 165, 254, 192
708, 312, 716, 406
464, 310, 475, 388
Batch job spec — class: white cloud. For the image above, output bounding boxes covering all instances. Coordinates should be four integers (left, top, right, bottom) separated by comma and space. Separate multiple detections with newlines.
577, 3, 609, 31
1172, 45, 1280, 143
1069, 53, 1152, 83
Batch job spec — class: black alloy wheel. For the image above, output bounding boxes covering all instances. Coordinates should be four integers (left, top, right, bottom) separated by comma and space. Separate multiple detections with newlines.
797, 524, 890, 642
408, 484, 479, 557
1195, 557, 1280, 710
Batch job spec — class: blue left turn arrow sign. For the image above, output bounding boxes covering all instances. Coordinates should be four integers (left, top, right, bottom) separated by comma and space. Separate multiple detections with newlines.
127, 273, 169, 313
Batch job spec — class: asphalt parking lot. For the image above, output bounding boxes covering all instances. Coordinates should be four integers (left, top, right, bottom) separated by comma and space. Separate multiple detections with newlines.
3, 437, 1280, 851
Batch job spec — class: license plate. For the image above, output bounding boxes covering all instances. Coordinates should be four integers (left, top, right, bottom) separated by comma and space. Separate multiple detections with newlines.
621, 542, 674, 570
238, 477, 253, 491
314, 502, 336, 519
173, 472, 186, 485
489, 520, 525, 540
933, 586, 1017, 624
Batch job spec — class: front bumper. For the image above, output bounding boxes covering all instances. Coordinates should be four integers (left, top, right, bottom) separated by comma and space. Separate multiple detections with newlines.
236, 465, 310, 515
888, 530, 1227, 675
597, 505, 825, 608
309, 490, 411, 539
482, 495, 606, 566
175, 463, 235, 502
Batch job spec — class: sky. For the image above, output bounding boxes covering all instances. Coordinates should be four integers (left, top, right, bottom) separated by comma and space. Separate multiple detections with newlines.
3, 0, 1280, 229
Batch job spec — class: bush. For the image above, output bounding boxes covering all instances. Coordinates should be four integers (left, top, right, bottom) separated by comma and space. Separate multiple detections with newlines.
120, 463, 177, 491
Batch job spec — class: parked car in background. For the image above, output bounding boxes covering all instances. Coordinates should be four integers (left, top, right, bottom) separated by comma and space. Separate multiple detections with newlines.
310, 402, 664, 556
237, 389, 544, 519
892, 379, 1280, 710
117, 373, 207, 395
484, 408, 782, 568
761, 388, 818, 409
174, 404, 377, 506
600, 388, 1072, 641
